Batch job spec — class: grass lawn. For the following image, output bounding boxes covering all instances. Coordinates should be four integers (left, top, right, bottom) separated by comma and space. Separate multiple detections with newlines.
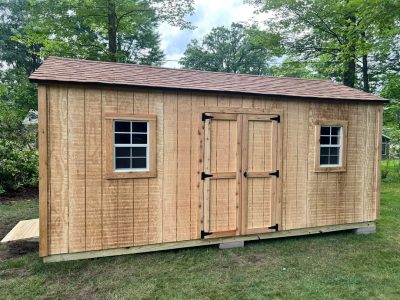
1, 183, 399, 300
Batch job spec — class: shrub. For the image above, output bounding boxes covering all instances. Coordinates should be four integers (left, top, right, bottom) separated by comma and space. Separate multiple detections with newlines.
0, 138, 38, 195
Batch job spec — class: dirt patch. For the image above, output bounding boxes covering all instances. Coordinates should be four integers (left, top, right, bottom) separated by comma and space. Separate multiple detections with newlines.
0, 187, 38, 203
8, 241, 39, 255
0, 268, 31, 279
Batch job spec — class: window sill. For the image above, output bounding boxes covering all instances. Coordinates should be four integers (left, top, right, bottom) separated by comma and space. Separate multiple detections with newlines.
105, 170, 157, 180
314, 167, 346, 173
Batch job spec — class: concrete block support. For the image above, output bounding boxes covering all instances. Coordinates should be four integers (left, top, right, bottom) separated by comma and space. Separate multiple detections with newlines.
353, 223, 376, 235
219, 241, 244, 249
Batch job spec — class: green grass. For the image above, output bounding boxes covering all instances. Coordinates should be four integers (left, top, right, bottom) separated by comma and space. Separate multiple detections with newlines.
1, 183, 400, 300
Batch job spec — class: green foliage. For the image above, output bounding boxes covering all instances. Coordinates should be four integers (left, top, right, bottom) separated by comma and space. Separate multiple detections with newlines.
180, 23, 280, 75
246, 0, 400, 89
0, 134, 38, 195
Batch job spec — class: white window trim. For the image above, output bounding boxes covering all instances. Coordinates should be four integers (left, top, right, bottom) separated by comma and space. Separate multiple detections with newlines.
113, 120, 150, 172
320, 126, 343, 168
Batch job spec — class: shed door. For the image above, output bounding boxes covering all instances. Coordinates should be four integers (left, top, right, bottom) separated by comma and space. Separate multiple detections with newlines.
202, 112, 280, 239
241, 114, 279, 235
202, 113, 241, 238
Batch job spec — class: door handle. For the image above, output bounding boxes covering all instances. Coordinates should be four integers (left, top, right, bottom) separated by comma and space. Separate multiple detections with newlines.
243, 171, 248, 178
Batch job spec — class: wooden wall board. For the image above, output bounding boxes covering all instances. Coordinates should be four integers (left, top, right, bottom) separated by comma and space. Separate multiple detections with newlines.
85, 89, 103, 251
38, 86, 48, 256
133, 91, 150, 246
101, 89, 119, 249
67, 87, 86, 253
48, 86, 69, 254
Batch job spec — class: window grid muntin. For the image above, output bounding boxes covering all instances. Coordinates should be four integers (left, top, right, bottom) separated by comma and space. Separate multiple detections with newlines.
320, 126, 342, 167
114, 120, 149, 172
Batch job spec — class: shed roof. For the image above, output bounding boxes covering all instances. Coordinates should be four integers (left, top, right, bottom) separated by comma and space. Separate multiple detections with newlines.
30, 57, 385, 102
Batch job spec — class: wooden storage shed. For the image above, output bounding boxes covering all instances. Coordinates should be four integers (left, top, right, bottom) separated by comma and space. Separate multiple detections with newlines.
30, 57, 385, 262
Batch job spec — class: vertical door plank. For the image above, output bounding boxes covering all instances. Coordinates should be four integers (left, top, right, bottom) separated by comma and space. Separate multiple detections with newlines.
162, 93, 178, 242
67, 87, 86, 253
176, 94, 192, 241
48, 86, 69, 254
102, 89, 119, 249
203, 116, 211, 233
148, 92, 163, 244
133, 91, 149, 246
85, 89, 103, 250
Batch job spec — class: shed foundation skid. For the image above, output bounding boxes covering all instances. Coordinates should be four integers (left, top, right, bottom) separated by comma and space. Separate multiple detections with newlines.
43, 222, 374, 262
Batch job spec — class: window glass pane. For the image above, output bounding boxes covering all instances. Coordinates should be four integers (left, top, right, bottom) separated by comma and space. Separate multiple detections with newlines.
330, 147, 339, 155
331, 136, 338, 145
132, 147, 146, 157
115, 121, 130, 132
320, 136, 330, 145
116, 158, 130, 169
320, 147, 329, 155
115, 147, 130, 157
133, 122, 147, 133
132, 134, 147, 144
331, 127, 340, 135
321, 127, 330, 135
115, 133, 130, 144
320, 156, 329, 165
329, 155, 339, 165
132, 158, 147, 168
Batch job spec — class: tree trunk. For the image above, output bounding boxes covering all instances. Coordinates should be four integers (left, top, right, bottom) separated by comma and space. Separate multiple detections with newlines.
107, 0, 117, 62
362, 54, 370, 92
343, 13, 357, 88
343, 57, 356, 88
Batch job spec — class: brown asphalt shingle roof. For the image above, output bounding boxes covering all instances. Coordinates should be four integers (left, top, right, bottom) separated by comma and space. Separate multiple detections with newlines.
30, 57, 385, 101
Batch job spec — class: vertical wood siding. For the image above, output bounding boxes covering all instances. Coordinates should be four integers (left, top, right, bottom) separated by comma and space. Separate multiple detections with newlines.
43, 85, 382, 254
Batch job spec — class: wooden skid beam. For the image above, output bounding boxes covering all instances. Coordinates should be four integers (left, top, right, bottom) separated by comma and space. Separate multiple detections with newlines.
43, 221, 375, 263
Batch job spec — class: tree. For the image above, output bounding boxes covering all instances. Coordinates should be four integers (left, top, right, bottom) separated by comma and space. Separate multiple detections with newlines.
11, 0, 194, 64
180, 23, 280, 75
246, 0, 400, 90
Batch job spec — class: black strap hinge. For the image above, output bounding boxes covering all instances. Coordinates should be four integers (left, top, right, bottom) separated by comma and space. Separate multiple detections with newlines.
270, 115, 280, 123
201, 172, 213, 180
202, 113, 214, 121
269, 170, 280, 178
201, 230, 212, 239
268, 224, 279, 231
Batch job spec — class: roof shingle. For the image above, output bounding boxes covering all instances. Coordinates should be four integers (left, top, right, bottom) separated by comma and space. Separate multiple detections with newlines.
29, 57, 385, 102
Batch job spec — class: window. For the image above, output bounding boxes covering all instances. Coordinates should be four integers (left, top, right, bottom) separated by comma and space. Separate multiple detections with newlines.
105, 113, 156, 179
314, 121, 347, 172
114, 121, 149, 171
319, 126, 342, 166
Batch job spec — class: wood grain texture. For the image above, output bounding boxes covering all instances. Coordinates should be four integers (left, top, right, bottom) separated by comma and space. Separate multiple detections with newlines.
67, 87, 86, 253
48, 86, 69, 254
162, 92, 178, 242
133, 91, 149, 246
148, 92, 164, 244
85, 89, 103, 250
38, 85, 48, 256
177, 94, 192, 240
102, 89, 119, 249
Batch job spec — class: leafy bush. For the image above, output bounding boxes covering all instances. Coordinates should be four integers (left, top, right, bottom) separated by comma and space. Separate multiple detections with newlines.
0, 138, 38, 195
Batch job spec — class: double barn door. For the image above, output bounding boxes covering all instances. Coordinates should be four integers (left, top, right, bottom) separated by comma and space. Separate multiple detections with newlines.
202, 112, 280, 238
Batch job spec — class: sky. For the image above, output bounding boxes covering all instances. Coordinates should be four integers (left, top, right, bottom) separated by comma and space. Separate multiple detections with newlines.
158, 0, 268, 68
